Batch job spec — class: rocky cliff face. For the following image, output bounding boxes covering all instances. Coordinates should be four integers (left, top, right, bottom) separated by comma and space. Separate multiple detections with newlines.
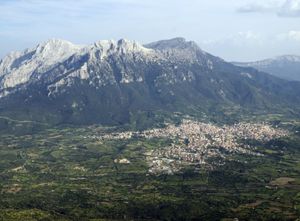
0, 38, 226, 97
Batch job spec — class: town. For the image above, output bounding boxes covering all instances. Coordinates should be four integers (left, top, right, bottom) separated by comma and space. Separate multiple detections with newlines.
84, 120, 288, 174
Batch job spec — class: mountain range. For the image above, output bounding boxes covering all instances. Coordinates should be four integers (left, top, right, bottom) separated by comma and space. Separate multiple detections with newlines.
0, 37, 300, 128
233, 55, 300, 82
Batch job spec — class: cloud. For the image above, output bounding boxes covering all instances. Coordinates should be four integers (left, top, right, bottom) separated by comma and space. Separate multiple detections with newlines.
237, 3, 274, 13
278, 0, 300, 16
237, 0, 300, 17
200, 31, 269, 61
237, 31, 262, 41
288, 31, 300, 40
202, 31, 264, 47
201, 30, 300, 61
278, 30, 300, 41
204, 30, 300, 50
236, 1, 281, 13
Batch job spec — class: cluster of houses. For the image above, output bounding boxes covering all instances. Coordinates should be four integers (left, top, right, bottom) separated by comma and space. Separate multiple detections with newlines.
144, 120, 287, 174
85, 119, 288, 174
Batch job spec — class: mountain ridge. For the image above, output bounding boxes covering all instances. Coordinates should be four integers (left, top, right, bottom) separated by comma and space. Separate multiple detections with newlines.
233, 55, 300, 81
0, 38, 300, 128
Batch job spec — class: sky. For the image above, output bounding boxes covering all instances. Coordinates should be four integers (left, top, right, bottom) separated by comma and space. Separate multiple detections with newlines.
0, 0, 300, 61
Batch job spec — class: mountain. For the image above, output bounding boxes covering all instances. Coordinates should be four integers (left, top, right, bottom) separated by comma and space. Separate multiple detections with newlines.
233, 55, 300, 81
0, 38, 300, 128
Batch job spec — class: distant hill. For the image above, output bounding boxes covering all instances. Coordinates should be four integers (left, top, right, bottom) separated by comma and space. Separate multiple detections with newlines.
233, 55, 300, 81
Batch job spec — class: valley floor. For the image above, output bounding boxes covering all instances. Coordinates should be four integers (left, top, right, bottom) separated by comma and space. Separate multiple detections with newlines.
0, 118, 300, 220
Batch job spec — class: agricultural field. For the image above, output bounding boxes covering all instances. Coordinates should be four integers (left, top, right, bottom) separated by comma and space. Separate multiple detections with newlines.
0, 118, 300, 220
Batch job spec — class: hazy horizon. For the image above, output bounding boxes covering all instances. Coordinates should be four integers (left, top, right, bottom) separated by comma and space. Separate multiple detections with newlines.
1, 0, 300, 61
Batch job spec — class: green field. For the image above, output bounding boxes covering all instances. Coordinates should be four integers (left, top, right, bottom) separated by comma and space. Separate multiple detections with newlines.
0, 118, 300, 221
